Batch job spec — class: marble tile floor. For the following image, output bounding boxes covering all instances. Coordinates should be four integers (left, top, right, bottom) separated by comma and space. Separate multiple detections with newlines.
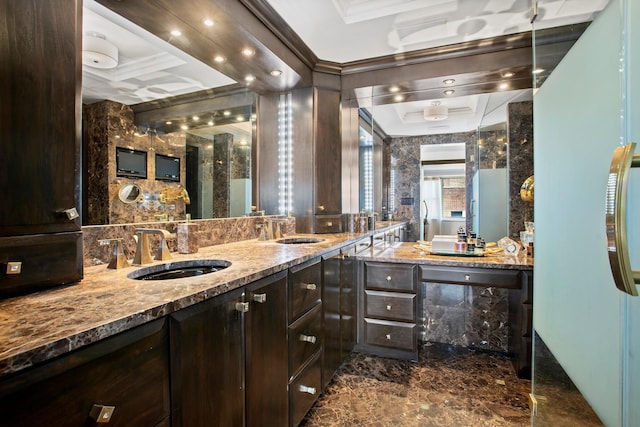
300, 342, 531, 427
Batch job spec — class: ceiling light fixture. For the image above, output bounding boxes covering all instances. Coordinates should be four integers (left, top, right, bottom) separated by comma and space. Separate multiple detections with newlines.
170, 30, 182, 37
203, 19, 214, 27
244, 74, 255, 83
180, 125, 188, 130
389, 85, 400, 93
424, 101, 448, 121
499, 82, 509, 90
214, 55, 225, 63
165, 121, 172, 125
207, 120, 214, 126
192, 116, 199, 121
502, 71, 514, 78
443, 89, 455, 95
241, 48, 255, 57
82, 33, 119, 69
393, 94, 404, 102
270, 69, 283, 77
532, 68, 545, 74
443, 78, 455, 85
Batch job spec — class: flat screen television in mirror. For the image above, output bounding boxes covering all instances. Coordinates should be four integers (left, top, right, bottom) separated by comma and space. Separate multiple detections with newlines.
116, 147, 147, 179
155, 153, 180, 182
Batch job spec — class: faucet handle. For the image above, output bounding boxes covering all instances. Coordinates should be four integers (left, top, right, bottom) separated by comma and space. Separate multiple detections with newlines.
98, 238, 129, 269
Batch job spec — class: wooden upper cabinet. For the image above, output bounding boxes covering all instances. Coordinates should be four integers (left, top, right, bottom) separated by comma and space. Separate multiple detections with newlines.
0, 0, 83, 296
0, 0, 81, 236
314, 88, 342, 215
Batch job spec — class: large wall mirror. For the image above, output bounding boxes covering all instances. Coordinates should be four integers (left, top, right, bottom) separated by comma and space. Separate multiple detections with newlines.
82, 0, 263, 225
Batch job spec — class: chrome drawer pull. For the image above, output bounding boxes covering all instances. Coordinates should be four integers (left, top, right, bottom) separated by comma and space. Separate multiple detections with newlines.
303, 283, 317, 291
299, 385, 317, 395
386, 275, 392, 281
464, 274, 471, 281
235, 302, 249, 313
385, 334, 391, 340
299, 334, 317, 344
327, 221, 333, 226
386, 304, 392, 311
252, 293, 267, 303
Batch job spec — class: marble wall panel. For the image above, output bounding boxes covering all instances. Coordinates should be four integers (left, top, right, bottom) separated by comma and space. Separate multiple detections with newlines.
82, 216, 295, 267
421, 282, 509, 352
508, 101, 534, 239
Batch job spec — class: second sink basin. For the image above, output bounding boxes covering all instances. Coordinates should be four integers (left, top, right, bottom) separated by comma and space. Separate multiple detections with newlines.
128, 259, 231, 281
276, 237, 325, 245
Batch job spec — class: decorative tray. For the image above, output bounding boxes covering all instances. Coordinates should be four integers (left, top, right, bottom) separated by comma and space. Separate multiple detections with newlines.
428, 249, 485, 257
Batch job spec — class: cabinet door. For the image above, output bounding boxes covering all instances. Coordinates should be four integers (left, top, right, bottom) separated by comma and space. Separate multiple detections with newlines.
314, 88, 342, 214
170, 287, 245, 427
0, 319, 170, 427
246, 271, 288, 427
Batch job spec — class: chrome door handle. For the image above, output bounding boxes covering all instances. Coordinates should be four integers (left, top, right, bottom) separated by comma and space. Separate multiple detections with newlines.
252, 293, 267, 303
606, 142, 640, 295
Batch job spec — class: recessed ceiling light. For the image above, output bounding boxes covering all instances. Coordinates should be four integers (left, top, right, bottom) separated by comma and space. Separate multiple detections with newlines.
244, 74, 255, 82
236, 115, 245, 122
223, 110, 231, 116
270, 69, 283, 76
239, 140, 248, 145
394, 94, 404, 102
499, 82, 509, 90
444, 89, 455, 95
207, 120, 214, 126
192, 116, 199, 121
389, 86, 400, 93
203, 19, 214, 27
214, 55, 225, 63
165, 121, 172, 125
443, 79, 455, 85
532, 68, 545, 74
241, 48, 255, 57
180, 125, 188, 130
502, 71, 514, 78
170, 30, 182, 37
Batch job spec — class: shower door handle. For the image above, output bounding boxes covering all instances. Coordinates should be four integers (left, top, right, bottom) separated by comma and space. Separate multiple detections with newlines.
606, 142, 640, 295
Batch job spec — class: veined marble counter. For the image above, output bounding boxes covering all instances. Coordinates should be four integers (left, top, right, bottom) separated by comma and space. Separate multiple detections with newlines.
358, 242, 533, 270
0, 222, 531, 377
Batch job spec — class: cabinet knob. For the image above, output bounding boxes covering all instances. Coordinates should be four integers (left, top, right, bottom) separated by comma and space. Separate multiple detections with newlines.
464, 274, 471, 281
89, 404, 115, 423
61, 207, 79, 221
299, 334, 317, 344
252, 293, 267, 303
327, 221, 333, 226
386, 275, 392, 282
318, 205, 325, 211
386, 304, 392, 311
385, 334, 391, 340
235, 302, 250, 313
299, 385, 317, 395
303, 283, 317, 291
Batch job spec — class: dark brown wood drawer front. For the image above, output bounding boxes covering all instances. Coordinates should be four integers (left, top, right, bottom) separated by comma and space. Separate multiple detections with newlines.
365, 290, 416, 322
290, 352, 322, 427
289, 259, 322, 321
419, 266, 522, 289
289, 304, 322, 378
365, 262, 416, 291
364, 319, 416, 351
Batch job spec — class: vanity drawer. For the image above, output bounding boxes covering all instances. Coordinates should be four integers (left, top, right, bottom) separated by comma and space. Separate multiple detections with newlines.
290, 351, 322, 427
289, 304, 322, 377
314, 214, 343, 233
419, 266, 521, 289
364, 318, 416, 351
289, 259, 322, 321
365, 290, 415, 322
364, 262, 416, 292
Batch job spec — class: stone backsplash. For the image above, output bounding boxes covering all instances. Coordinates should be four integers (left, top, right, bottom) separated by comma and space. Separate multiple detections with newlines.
82, 216, 295, 267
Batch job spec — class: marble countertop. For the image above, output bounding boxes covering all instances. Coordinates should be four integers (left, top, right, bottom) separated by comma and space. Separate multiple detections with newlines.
0, 222, 532, 378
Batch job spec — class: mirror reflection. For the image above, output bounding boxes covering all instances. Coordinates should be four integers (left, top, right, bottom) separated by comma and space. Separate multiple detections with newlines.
363, 87, 532, 242
81, 0, 256, 225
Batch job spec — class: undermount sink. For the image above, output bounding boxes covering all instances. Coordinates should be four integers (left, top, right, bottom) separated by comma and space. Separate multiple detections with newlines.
128, 259, 231, 281
276, 237, 325, 245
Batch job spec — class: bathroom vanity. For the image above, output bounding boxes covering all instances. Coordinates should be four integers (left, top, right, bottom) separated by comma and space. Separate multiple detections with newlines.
0, 223, 532, 426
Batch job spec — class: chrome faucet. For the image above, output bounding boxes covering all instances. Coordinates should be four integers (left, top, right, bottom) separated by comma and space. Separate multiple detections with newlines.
133, 228, 175, 265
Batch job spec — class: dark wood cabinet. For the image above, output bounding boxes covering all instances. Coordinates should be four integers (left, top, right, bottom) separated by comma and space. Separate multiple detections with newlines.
288, 258, 323, 426
0, 319, 170, 427
357, 262, 419, 360
0, 0, 83, 297
246, 272, 289, 427
170, 272, 289, 427
321, 246, 357, 388
169, 287, 246, 427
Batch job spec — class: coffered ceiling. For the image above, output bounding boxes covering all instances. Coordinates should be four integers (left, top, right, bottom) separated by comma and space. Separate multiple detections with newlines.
82, 0, 609, 136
